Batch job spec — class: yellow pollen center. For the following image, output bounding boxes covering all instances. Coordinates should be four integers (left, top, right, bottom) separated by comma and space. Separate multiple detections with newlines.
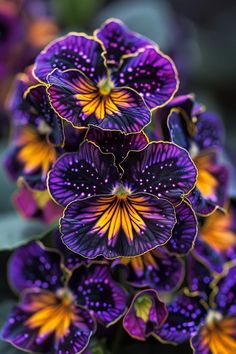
98, 77, 114, 96
113, 184, 131, 199
134, 295, 152, 322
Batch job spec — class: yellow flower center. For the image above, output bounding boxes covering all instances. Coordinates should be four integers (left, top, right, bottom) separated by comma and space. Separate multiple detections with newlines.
134, 294, 152, 322
98, 76, 114, 96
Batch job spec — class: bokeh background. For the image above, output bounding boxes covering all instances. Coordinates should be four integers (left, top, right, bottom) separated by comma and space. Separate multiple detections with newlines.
0, 0, 235, 353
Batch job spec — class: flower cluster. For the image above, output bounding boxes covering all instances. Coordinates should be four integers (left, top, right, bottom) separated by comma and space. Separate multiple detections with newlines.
1, 18, 236, 354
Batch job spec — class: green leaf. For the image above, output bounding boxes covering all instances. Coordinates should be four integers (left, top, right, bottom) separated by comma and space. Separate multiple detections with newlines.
0, 212, 52, 251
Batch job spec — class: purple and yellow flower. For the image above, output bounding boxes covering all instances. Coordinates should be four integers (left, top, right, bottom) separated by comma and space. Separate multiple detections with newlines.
154, 262, 236, 354
33, 18, 178, 133
13, 184, 63, 224
1, 241, 127, 353
152, 94, 229, 216
123, 289, 167, 341
4, 71, 64, 190
48, 140, 197, 258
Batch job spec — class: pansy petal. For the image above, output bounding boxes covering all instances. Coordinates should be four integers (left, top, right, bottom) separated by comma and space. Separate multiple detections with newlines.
48, 141, 120, 207
86, 126, 148, 165
167, 109, 190, 150
47, 68, 150, 132
95, 19, 151, 66
121, 142, 197, 204
154, 292, 207, 344
112, 47, 178, 109
165, 201, 197, 255
123, 289, 167, 341
8, 241, 63, 293
68, 263, 127, 326
60, 193, 176, 258
187, 253, 214, 298
213, 263, 236, 316
191, 317, 236, 354
120, 248, 184, 291
1, 291, 94, 354
194, 239, 224, 274
187, 187, 217, 216
34, 33, 106, 83
25, 85, 64, 146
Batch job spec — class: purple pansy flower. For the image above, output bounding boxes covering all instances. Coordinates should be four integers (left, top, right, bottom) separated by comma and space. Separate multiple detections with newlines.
154, 262, 236, 354
34, 19, 178, 133
4, 71, 63, 190
123, 289, 167, 341
2, 241, 127, 353
151, 94, 229, 216
48, 140, 197, 258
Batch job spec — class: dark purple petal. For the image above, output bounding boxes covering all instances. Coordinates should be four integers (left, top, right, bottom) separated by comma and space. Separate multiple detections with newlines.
8, 241, 63, 293
60, 193, 176, 258
47, 68, 150, 132
154, 292, 207, 344
112, 47, 178, 109
187, 187, 217, 216
1, 291, 94, 354
95, 19, 151, 66
121, 142, 197, 204
34, 33, 107, 83
193, 239, 224, 274
186, 253, 214, 299
167, 109, 190, 150
191, 326, 211, 354
86, 126, 148, 165
213, 263, 236, 316
123, 289, 167, 341
165, 201, 197, 255
117, 248, 184, 291
48, 141, 120, 206
68, 263, 127, 326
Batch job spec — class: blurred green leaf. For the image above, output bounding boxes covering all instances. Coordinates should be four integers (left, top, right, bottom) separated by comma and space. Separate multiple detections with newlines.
0, 340, 22, 354
0, 212, 52, 251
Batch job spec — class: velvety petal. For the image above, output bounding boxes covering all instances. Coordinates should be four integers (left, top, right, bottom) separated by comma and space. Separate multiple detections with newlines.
186, 253, 214, 299
193, 239, 224, 274
121, 142, 197, 204
48, 141, 120, 207
34, 33, 107, 83
1, 291, 94, 354
117, 248, 184, 291
68, 263, 127, 326
111, 47, 178, 109
25, 85, 64, 146
60, 193, 176, 258
47, 68, 150, 132
154, 292, 207, 344
191, 317, 236, 354
86, 126, 148, 165
165, 201, 197, 255
213, 263, 236, 316
8, 241, 64, 293
123, 289, 167, 341
195, 111, 224, 151
167, 108, 190, 150
187, 187, 217, 216
95, 19, 151, 66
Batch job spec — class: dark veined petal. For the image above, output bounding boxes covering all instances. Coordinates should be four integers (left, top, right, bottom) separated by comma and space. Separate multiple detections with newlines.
123, 289, 167, 341
165, 201, 197, 255
86, 126, 148, 165
121, 142, 197, 204
193, 239, 224, 274
186, 252, 214, 299
8, 241, 64, 293
116, 248, 184, 291
167, 109, 190, 150
213, 262, 236, 316
47, 68, 150, 132
68, 263, 127, 326
25, 85, 64, 146
191, 317, 236, 354
1, 290, 95, 354
34, 33, 107, 83
111, 46, 178, 109
60, 193, 176, 258
154, 292, 207, 344
187, 187, 217, 216
95, 18, 151, 66
48, 141, 120, 207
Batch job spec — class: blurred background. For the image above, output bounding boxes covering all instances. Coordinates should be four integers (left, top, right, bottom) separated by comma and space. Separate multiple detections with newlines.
0, 0, 235, 353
